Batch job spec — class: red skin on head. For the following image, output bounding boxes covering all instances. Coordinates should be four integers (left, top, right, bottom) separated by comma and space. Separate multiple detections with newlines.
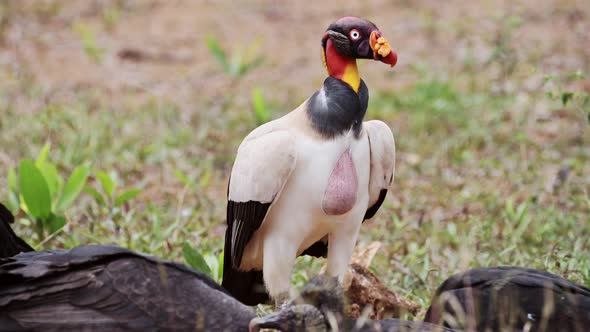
324, 38, 356, 81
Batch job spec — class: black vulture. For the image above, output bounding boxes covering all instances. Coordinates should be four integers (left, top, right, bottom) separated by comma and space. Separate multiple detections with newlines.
0, 203, 34, 258
250, 275, 456, 332
424, 266, 590, 332
0, 244, 256, 332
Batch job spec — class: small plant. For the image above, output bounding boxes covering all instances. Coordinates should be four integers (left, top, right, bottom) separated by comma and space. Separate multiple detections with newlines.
543, 71, 590, 123
84, 170, 142, 215
183, 242, 224, 283
5, 143, 89, 240
73, 22, 106, 63
251, 87, 273, 125
206, 36, 264, 78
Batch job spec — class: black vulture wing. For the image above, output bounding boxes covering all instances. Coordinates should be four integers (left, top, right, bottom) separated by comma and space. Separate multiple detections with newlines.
0, 203, 33, 259
0, 245, 255, 332
424, 266, 590, 332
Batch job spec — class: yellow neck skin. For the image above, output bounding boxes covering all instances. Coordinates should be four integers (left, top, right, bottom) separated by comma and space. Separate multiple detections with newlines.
322, 46, 361, 93
340, 62, 360, 93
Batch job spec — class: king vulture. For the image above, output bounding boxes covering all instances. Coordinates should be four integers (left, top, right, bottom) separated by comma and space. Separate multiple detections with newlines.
222, 16, 397, 305
424, 267, 590, 332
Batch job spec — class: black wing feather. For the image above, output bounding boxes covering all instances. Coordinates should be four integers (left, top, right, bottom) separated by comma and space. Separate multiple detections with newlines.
222, 199, 271, 305
363, 189, 388, 221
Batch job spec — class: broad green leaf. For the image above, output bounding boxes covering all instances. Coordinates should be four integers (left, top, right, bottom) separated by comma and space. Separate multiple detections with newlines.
7, 167, 17, 193
56, 165, 90, 212
38, 162, 61, 200
35, 142, 51, 167
114, 188, 141, 207
19, 159, 52, 220
183, 242, 212, 277
96, 171, 115, 197
46, 214, 66, 233
83, 186, 106, 206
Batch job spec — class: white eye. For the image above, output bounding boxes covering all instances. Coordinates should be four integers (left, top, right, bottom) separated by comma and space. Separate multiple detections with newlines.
349, 29, 361, 40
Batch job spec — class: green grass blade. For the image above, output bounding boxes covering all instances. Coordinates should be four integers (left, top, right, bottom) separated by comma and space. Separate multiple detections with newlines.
252, 87, 270, 125
206, 36, 229, 72
114, 188, 141, 207
83, 186, 106, 206
96, 171, 115, 198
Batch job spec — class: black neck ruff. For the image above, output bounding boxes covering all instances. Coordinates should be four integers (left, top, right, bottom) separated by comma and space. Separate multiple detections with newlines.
307, 77, 369, 139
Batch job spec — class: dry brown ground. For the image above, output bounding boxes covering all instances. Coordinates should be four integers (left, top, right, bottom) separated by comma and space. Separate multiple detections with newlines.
2, 0, 588, 109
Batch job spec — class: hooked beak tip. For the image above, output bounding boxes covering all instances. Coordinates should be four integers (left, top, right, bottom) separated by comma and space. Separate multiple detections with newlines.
369, 30, 398, 68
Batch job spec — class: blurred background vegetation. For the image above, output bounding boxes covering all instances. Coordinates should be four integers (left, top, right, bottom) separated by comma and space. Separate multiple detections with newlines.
0, 0, 588, 318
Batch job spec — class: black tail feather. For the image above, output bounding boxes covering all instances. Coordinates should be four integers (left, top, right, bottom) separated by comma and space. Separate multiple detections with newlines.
221, 223, 269, 306
221, 264, 269, 306
0, 203, 34, 259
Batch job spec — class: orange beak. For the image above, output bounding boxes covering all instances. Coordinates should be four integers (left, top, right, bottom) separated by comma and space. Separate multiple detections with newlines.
369, 31, 397, 68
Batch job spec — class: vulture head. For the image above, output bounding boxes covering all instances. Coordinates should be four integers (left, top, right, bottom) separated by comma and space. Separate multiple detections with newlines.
322, 16, 398, 68
249, 275, 344, 332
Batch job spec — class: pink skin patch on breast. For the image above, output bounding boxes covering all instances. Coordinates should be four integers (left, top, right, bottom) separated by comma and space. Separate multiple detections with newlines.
322, 149, 358, 215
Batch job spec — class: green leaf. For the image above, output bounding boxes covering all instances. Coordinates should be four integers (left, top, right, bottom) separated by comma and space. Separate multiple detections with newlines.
205, 254, 219, 282
7, 167, 17, 193
183, 242, 212, 277
541, 75, 555, 86
206, 36, 229, 72
84, 186, 106, 206
35, 142, 51, 167
218, 251, 224, 283
199, 169, 211, 188
114, 188, 141, 207
46, 214, 66, 234
18, 159, 52, 220
174, 169, 193, 187
5, 192, 19, 212
56, 165, 90, 212
96, 171, 115, 198
561, 92, 574, 106
240, 55, 264, 76
38, 162, 61, 201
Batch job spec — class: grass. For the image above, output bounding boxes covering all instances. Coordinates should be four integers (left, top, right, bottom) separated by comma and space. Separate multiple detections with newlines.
0, 0, 589, 321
